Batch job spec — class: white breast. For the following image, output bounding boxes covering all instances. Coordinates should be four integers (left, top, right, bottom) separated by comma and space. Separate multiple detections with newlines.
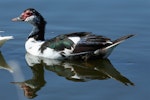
25, 38, 63, 59
25, 38, 44, 56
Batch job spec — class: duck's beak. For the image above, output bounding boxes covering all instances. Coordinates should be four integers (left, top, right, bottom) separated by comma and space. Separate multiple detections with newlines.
12, 17, 24, 22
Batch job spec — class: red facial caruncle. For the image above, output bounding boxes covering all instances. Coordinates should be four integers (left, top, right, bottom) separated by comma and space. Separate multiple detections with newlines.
12, 10, 33, 21
20, 10, 33, 21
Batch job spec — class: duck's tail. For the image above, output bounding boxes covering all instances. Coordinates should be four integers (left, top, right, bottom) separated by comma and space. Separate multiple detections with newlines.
94, 34, 134, 58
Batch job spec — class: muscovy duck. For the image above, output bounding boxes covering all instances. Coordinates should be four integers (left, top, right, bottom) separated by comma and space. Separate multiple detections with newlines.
12, 8, 134, 60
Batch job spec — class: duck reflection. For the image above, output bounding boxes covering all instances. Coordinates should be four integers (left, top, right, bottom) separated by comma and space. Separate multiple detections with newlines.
44, 59, 134, 85
12, 53, 134, 99
11, 61, 46, 99
0, 51, 13, 73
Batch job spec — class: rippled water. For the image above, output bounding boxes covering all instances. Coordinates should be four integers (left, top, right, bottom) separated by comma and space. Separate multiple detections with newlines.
0, 0, 150, 100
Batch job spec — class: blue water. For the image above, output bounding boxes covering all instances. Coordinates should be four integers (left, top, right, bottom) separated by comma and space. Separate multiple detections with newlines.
0, 0, 150, 100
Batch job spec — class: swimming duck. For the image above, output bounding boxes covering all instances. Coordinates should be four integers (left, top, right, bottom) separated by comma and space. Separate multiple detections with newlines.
12, 8, 134, 60
0, 31, 13, 47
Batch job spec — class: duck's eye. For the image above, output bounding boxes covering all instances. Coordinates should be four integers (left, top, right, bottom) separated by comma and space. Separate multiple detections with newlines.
26, 12, 32, 16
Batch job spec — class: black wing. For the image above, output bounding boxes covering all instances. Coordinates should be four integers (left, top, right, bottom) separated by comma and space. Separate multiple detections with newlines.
72, 33, 112, 53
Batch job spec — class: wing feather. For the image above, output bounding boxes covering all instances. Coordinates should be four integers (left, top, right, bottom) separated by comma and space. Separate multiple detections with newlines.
39, 35, 74, 53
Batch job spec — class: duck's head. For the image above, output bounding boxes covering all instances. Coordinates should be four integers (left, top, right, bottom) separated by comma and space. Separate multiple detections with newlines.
12, 8, 46, 41
12, 8, 46, 26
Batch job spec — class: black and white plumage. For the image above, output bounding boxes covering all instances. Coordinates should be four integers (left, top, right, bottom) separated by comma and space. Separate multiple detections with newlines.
12, 8, 134, 60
